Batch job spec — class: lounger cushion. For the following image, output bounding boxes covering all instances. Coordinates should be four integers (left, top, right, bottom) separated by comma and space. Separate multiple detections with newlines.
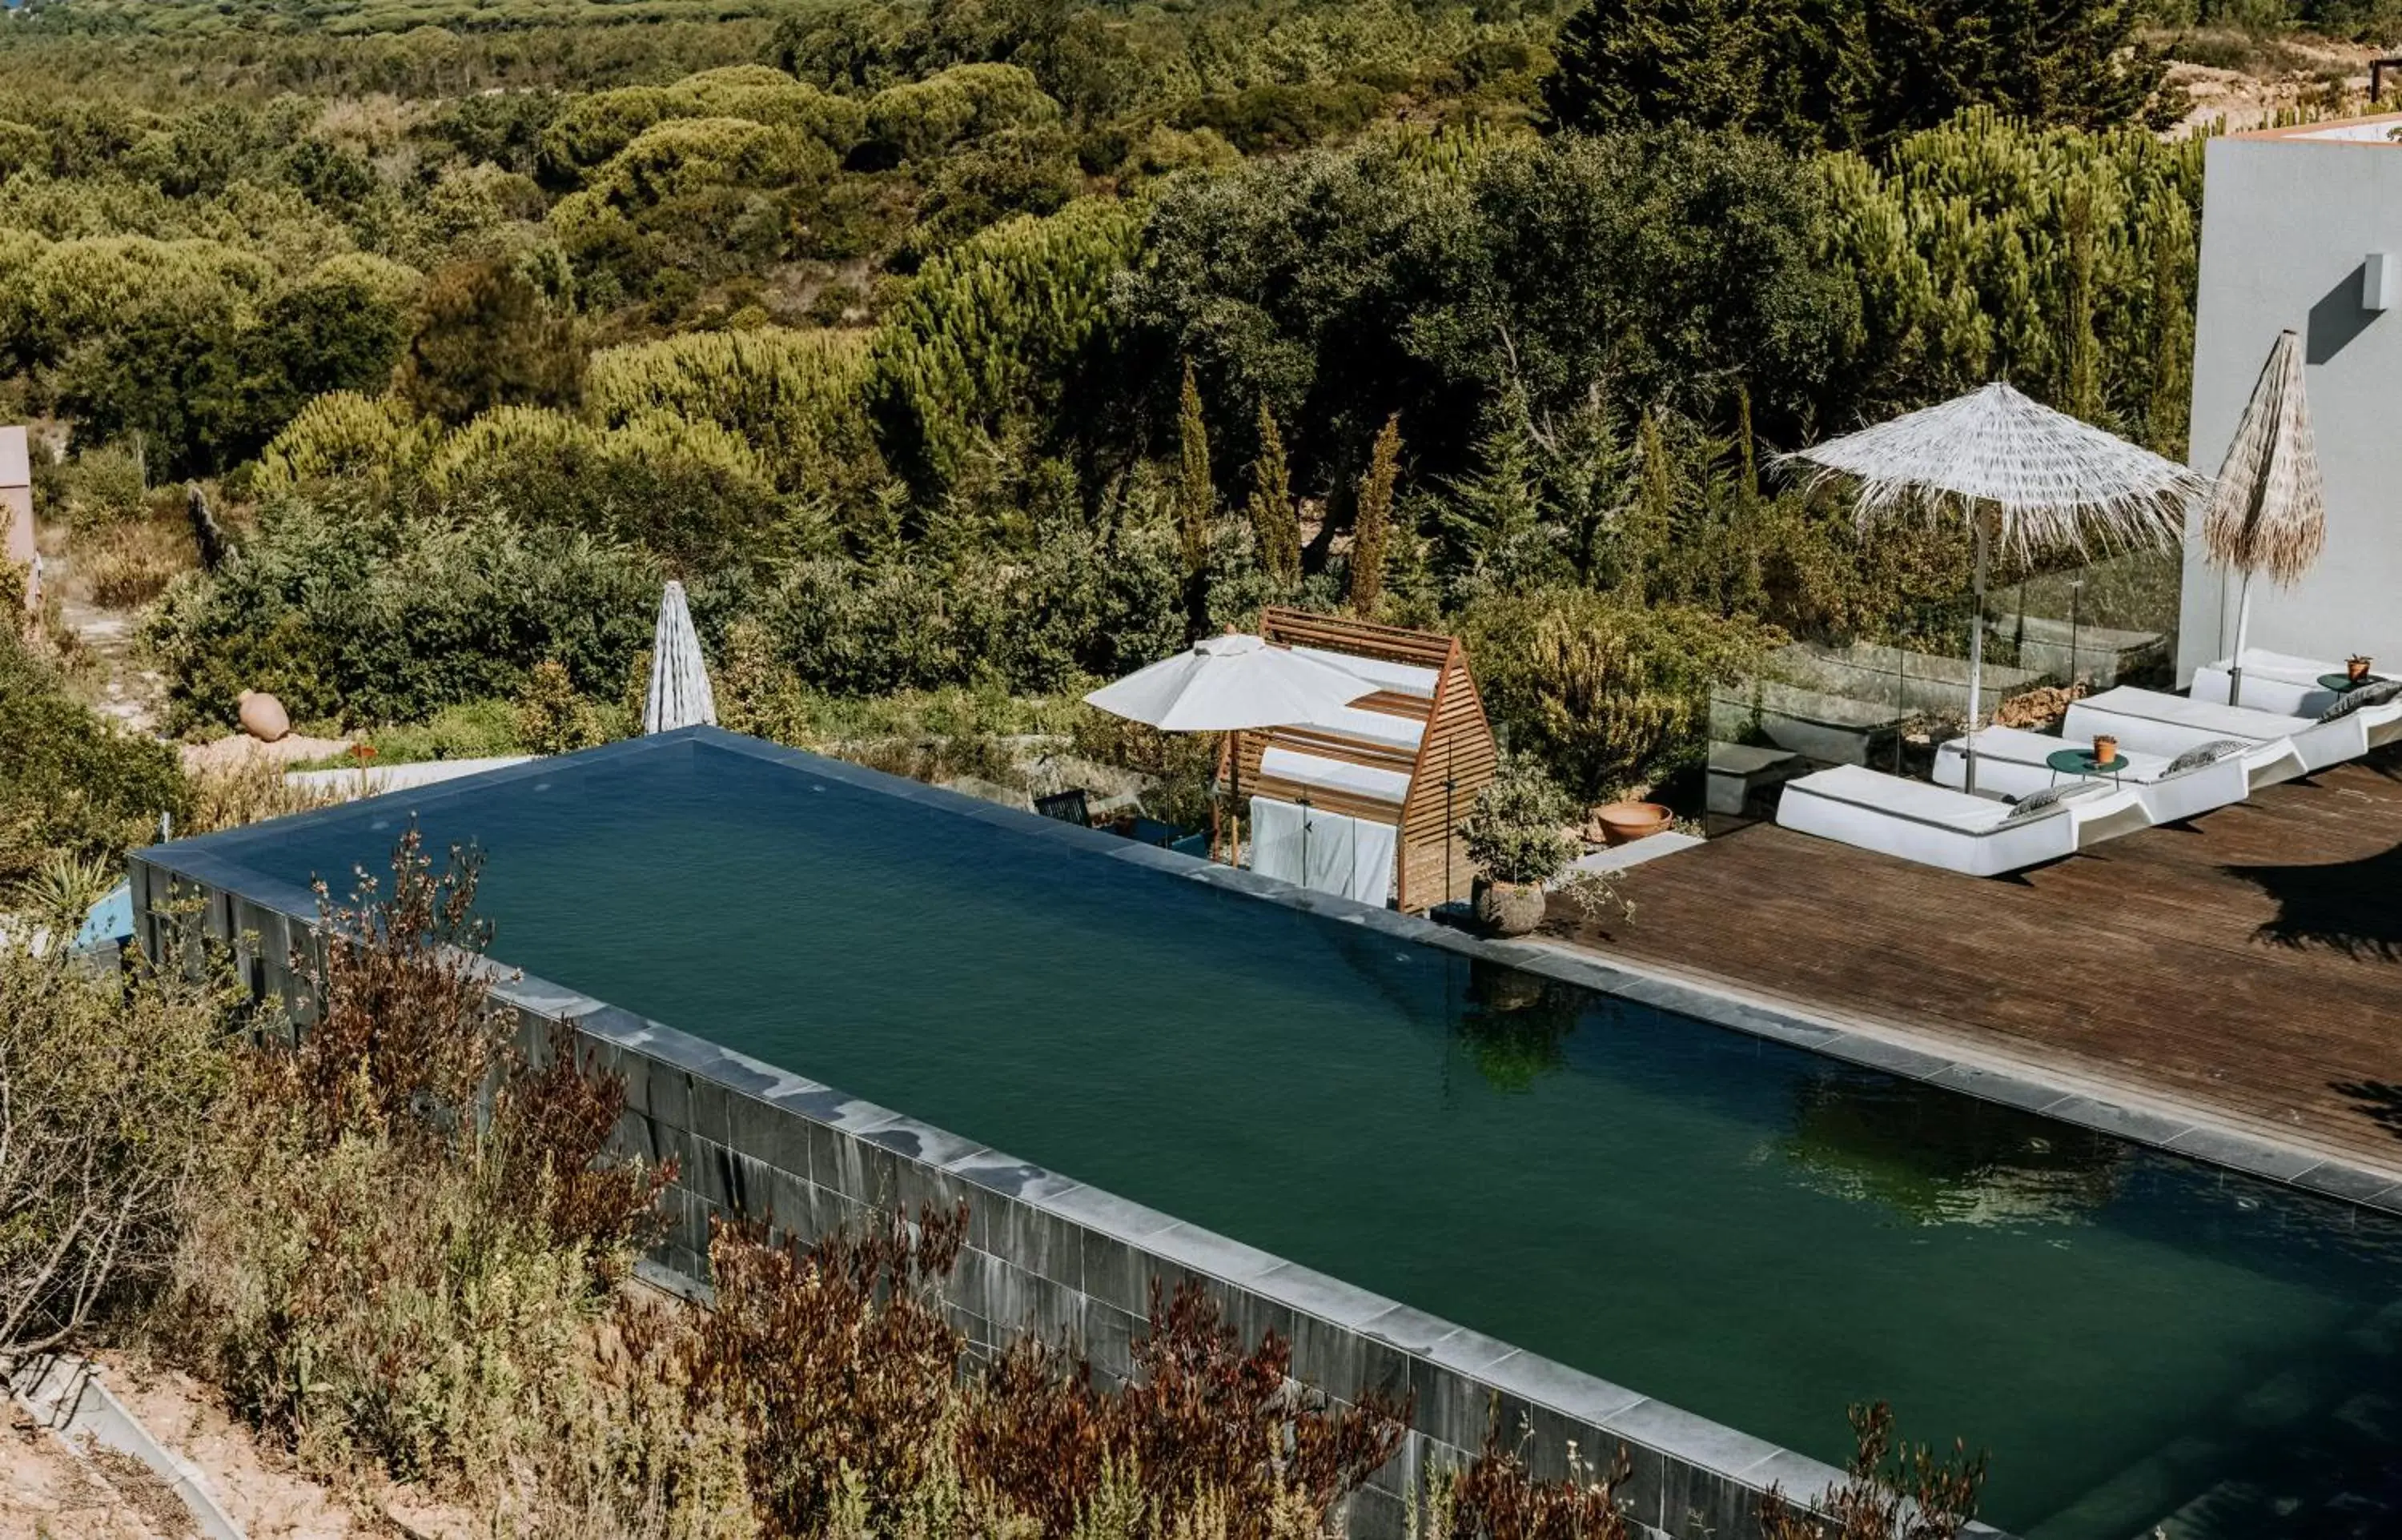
2164, 738, 2250, 774
2316, 678, 2402, 723
1999, 780, 2106, 825
2075, 687, 2313, 743
1793, 764, 2018, 831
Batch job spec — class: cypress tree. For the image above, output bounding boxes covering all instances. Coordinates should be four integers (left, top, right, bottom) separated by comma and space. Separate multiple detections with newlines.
1246, 399, 1301, 587
1176, 359, 1214, 635
1350, 413, 1401, 619
2143, 215, 2193, 459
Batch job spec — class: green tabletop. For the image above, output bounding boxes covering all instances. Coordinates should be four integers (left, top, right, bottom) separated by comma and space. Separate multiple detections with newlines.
2318, 672, 2385, 693
2046, 748, 2127, 777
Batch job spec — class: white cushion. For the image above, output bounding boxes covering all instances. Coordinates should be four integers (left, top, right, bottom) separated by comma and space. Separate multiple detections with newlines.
1785, 764, 2024, 832
1287, 646, 1442, 700
1259, 746, 1411, 806
1289, 703, 1424, 751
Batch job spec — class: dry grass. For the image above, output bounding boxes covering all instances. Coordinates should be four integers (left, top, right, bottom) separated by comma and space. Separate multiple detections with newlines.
80, 520, 198, 610
183, 760, 342, 836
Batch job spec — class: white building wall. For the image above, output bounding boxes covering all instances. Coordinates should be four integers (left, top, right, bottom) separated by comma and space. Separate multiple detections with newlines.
2179, 126, 2402, 684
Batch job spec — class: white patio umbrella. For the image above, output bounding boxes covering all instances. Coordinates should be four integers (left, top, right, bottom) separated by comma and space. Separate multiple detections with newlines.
2201, 330, 2324, 705
643, 580, 718, 733
1084, 632, 1373, 860
1785, 382, 2205, 794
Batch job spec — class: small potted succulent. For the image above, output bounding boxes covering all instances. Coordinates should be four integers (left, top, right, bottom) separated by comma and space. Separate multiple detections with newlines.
1458, 756, 1580, 937
2349, 654, 2375, 683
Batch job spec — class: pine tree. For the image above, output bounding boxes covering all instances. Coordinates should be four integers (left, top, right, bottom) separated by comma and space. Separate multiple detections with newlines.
1350, 413, 1400, 619
2057, 181, 2100, 423
1440, 391, 1556, 605
1245, 399, 1302, 588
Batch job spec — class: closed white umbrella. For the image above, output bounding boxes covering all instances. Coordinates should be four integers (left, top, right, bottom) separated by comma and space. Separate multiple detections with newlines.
643, 580, 718, 734
1784, 383, 2203, 793
1084, 632, 1373, 860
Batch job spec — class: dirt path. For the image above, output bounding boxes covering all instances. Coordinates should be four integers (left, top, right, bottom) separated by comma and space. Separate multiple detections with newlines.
41, 540, 169, 736
2, 1353, 481, 1540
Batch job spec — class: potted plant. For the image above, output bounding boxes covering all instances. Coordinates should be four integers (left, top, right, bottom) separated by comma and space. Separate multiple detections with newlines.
1457, 756, 1580, 937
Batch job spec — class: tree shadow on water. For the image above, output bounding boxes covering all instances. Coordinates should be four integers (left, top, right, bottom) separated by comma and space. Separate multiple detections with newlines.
2227, 840, 2402, 961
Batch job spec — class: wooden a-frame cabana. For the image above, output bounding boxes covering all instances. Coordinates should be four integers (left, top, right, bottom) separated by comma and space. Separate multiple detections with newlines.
1219, 608, 1498, 912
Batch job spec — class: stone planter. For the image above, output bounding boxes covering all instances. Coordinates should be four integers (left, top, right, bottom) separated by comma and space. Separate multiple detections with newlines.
1593, 800, 1673, 846
1472, 877, 1548, 937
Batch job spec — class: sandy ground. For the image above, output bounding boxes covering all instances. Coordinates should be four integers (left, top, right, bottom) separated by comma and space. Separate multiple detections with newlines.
179, 732, 355, 776
2, 1353, 479, 1540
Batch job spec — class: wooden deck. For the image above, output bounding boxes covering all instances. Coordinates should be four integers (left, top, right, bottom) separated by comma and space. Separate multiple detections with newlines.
1545, 752, 2402, 1188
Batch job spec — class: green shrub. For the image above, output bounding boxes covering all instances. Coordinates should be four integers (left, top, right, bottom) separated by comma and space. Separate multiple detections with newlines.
862, 62, 1060, 162
1460, 585, 1783, 798
0, 912, 231, 1356
586, 325, 882, 498
145, 491, 661, 731
0, 629, 188, 884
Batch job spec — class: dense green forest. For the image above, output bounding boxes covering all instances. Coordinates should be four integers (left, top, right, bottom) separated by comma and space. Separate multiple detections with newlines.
0, 0, 2233, 855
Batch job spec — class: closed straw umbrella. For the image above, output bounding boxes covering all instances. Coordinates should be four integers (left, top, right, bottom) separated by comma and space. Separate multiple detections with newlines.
644, 580, 719, 733
1785, 383, 2205, 794
2200, 329, 2324, 706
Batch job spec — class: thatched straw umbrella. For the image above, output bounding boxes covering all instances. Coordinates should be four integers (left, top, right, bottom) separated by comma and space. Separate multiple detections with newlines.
644, 580, 718, 733
2200, 330, 2324, 706
1785, 382, 2205, 793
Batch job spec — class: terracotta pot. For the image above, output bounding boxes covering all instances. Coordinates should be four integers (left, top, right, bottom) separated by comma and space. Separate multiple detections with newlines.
1593, 800, 1673, 847
2091, 734, 2118, 767
1472, 877, 1548, 937
236, 690, 290, 744
2349, 655, 2373, 682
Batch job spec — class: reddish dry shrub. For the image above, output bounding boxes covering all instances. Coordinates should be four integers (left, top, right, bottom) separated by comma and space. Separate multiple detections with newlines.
1443, 1428, 1632, 1540
693, 1208, 1412, 1540
692, 1203, 971, 1534
1758, 1402, 1987, 1540
1117, 1279, 1409, 1523
962, 1277, 1411, 1537
291, 826, 668, 1267
295, 824, 499, 1140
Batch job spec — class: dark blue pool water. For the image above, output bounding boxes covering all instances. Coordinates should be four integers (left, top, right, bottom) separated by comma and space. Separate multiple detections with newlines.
181, 732, 2402, 1540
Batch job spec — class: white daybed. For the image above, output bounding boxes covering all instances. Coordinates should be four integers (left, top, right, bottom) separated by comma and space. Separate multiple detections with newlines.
2062, 687, 2369, 789
1776, 764, 2118, 877
1931, 724, 2248, 836
2189, 648, 2402, 747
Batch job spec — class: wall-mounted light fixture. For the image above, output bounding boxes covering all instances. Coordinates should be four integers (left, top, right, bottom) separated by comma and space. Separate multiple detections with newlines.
2366, 251, 2396, 312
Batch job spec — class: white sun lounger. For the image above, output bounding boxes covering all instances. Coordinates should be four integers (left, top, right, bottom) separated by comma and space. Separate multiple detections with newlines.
1931, 724, 2249, 835
1777, 764, 2116, 876
2190, 649, 2402, 747
2063, 687, 2368, 789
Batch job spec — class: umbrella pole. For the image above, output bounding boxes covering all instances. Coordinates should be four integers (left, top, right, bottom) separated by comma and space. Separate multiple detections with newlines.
1965, 512, 1990, 796
2227, 571, 2255, 707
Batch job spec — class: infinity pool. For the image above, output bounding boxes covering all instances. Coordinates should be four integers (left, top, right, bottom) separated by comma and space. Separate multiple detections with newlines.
183, 731, 2402, 1539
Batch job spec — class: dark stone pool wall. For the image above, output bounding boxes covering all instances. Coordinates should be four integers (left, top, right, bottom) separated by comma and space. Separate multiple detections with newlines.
127, 837, 1858, 1540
